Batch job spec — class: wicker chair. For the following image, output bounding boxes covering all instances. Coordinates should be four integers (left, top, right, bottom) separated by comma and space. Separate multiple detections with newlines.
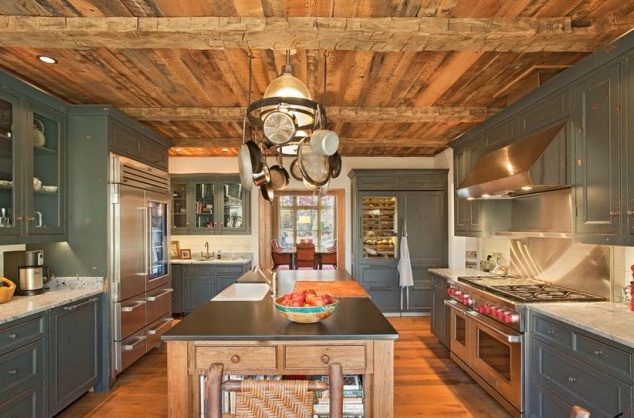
319, 240, 337, 270
296, 241, 316, 269
569, 406, 591, 418
206, 362, 343, 418
271, 240, 292, 270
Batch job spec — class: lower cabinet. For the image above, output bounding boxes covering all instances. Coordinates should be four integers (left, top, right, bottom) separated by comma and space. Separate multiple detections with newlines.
527, 311, 633, 417
173, 262, 252, 315
0, 295, 100, 417
49, 296, 100, 416
430, 273, 450, 348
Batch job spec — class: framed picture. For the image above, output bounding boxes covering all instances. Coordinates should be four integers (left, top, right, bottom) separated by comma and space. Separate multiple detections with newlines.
170, 241, 180, 258
179, 249, 192, 259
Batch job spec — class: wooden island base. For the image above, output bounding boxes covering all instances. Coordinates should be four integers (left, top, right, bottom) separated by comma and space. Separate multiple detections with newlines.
166, 338, 394, 417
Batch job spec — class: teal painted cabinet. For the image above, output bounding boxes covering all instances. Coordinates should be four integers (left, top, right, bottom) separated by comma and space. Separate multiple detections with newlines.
573, 61, 624, 244
453, 140, 483, 236
527, 312, 633, 417
0, 313, 46, 417
430, 273, 450, 349
48, 296, 100, 416
171, 174, 251, 235
349, 170, 448, 314
0, 73, 67, 244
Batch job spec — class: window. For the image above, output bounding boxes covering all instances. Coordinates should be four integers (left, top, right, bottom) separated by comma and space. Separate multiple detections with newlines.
276, 195, 335, 248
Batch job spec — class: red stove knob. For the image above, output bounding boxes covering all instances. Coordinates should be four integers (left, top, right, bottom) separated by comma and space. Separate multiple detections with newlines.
478, 305, 486, 314
447, 288, 455, 296
481, 304, 491, 314
497, 309, 507, 320
489, 306, 499, 316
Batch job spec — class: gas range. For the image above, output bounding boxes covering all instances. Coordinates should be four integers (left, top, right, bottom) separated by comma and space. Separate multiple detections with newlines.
447, 275, 606, 332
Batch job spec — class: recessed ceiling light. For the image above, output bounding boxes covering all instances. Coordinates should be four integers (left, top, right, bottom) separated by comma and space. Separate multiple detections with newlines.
221, 148, 229, 153
37, 55, 58, 64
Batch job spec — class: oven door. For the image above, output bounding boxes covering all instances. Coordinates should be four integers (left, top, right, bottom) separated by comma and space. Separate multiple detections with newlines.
466, 310, 523, 411
445, 299, 471, 366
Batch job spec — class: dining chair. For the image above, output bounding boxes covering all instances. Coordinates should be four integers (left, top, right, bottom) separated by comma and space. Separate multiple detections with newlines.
271, 241, 292, 270
319, 240, 337, 270
569, 406, 591, 418
296, 241, 316, 269
206, 362, 343, 418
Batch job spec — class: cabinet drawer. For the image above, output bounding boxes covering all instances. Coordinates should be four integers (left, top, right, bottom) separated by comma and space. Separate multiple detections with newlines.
0, 340, 44, 401
146, 315, 173, 350
533, 340, 631, 416
114, 297, 146, 340
184, 265, 215, 276
216, 265, 244, 274
0, 315, 45, 355
196, 346, 278, 371
0, 382, 44, 417
284, 345, 366, 370
575, 332, 633, 382
532, 314, 573, 348
146, 286, 173, 324
117, 331, 147, 373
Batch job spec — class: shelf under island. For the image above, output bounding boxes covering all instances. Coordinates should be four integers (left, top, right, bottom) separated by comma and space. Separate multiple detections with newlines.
161, 269, 399, 417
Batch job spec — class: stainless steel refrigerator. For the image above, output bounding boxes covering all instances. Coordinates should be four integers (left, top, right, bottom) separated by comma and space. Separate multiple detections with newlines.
109, 154, 172, 376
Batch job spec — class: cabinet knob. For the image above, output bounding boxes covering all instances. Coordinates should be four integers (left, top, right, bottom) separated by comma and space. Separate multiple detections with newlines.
230, 355, 240, 364
609, 211, 621, 216
628, 210, 634, 216
547, 329, 555, 335
7, 369, 17, 375
568, 376, 576, 383
321, 354, 330, 364
593, 349, 603, 356
8, 333, 16, 339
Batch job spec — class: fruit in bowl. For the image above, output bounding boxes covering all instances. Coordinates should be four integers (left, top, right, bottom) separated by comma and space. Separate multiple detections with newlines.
274, 289, 339, 323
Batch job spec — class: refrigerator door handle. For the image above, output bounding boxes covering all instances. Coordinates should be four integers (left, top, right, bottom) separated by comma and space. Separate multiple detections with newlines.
141, 206, 149, 276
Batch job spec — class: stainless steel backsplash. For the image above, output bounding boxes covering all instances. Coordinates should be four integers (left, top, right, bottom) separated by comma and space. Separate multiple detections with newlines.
510, 238, 611, 299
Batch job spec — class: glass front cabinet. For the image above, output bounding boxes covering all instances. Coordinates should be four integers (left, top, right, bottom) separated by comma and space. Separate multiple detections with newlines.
171, 174, 250, 235
361, 193, 398, 259
0, 89, 66, 243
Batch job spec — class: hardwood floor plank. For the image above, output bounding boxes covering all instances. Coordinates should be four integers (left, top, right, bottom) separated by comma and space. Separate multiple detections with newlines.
56, 316, 513, 417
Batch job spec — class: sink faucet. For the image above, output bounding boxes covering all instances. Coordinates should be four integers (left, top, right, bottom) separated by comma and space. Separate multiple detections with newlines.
204, 241, 210, 257
254, 266, 277, 296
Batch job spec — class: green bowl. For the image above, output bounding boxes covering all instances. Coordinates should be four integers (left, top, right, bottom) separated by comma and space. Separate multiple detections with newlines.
274, 297, 339, 323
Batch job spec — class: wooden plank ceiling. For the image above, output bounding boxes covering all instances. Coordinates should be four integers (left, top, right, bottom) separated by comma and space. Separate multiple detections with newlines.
0, 0, 632, 157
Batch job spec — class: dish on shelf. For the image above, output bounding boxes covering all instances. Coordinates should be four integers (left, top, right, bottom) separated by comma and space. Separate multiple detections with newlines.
0, 180, 12, 187
42, 185, 58, 193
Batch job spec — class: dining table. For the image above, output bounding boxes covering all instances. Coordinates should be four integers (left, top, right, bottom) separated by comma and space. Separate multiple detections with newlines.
280, 246, 330, 270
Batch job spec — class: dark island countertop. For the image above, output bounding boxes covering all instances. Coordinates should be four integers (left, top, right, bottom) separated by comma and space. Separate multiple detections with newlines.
162, 269, 398, 342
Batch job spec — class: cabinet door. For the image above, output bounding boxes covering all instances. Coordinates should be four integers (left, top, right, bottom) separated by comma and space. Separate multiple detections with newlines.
431, 275, 450, 348
182, 265, 215, 313
49, 296, 99, 416
626, 54, 634, 241
193, 180, 216, 232
357, 264, 400, 313
26, 103, 66, 237
171, 264, 182, 315
171, 182, 188, 234
454, 141, 482, 236
0, 90, 23, 239
358, 191, 398, 260
573, 62, 623, 243
218, 178, 250, 234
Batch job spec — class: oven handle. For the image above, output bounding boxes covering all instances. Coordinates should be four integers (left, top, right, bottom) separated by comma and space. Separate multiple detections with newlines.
444, 298, 471, 315
465, 310, 522, 344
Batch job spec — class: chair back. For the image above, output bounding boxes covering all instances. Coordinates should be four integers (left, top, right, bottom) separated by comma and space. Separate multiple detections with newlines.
296, 241, 316, 268
206, 362, 343, 418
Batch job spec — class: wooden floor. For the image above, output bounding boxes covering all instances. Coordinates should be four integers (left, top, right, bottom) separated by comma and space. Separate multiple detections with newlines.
56, 317, 513, 418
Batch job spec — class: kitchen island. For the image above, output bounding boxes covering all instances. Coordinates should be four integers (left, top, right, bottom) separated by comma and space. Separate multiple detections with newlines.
162, 269, 398, 417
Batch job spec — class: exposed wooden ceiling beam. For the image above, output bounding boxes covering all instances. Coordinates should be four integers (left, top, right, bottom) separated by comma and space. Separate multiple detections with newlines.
171, 137, 450, 148
122, 106, 501, 123
0, 16, 632, 52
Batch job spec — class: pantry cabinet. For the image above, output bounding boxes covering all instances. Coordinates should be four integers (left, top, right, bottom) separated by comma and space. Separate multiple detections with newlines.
349, 170, 448, 314
0, 73, 68, 245
527, 312, 633, 417
171, 174, 251, 235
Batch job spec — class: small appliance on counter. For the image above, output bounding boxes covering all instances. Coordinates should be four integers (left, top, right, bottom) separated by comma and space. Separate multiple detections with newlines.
3, 250, 51, 295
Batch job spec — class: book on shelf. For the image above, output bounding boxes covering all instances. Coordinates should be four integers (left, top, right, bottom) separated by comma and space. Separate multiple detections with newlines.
313, 402, 364, 414
314, 415, 364, 418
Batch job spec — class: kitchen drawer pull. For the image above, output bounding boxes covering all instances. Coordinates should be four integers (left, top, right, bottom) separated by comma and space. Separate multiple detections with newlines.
8, 333, 17, 339
63, 297, 98, 311
628, 210, 634, 216
121, 301, 146, 312
321, 354, 330, 364
593, 349, 603, 356
7, 368, 17, 375
546, 329, 556, 335
568, 376, 576, 383
123, 336, 146, 351
146, 288, 174, 301
147, 318, 173, 335
230, 355, 240, 364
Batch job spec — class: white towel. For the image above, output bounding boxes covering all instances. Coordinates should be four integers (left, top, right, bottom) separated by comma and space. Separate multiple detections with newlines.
398, 235, 414, 287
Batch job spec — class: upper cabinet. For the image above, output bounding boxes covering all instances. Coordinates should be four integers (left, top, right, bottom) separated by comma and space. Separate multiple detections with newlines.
453, 139, 483, 236
171, 174, 251, 235
572, 61, 624, 244
0, 77, 67, 244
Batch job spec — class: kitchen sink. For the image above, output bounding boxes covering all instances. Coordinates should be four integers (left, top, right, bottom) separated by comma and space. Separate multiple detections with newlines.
211, 283, 270, 301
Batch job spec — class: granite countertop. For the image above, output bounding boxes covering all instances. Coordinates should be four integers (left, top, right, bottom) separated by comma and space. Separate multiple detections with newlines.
163, 269, 398, 342
528, 302, 634, 349
0, 277, 105, 325
428, 267, 491, 283
171, 258, 252, 265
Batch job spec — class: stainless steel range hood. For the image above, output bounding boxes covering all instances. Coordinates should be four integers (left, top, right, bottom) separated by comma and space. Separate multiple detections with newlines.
457, 122, 569, 199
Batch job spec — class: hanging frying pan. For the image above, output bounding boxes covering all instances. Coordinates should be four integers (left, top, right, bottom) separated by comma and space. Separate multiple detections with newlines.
289, 158, 303, 181
260, 181, 275, 203
263, 111, 296, 145
329, 152, 342, 179
252, 158, 270, 187
238, 140, 263, 191
269, 153, 290, 191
